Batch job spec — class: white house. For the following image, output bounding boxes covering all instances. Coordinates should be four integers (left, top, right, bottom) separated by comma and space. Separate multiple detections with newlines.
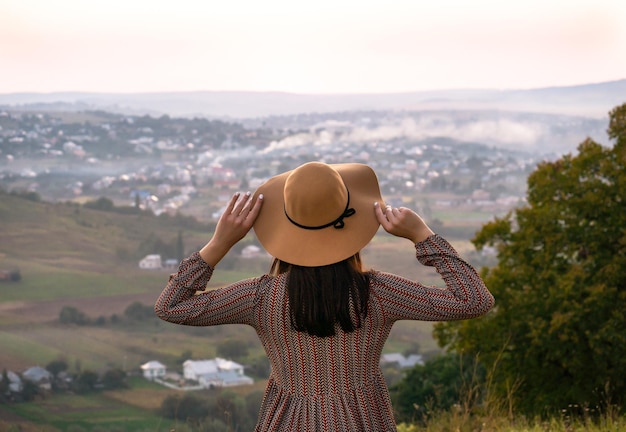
241, 245, 263, 258
0, 370, 23, 393
163, 258, 179, 269
139, 254, 162, 269
22, 366, 52, 390
198, 370, 254, 388
140, 360, 167, 380
183, 358, 253, 388
380, 353, 424, 369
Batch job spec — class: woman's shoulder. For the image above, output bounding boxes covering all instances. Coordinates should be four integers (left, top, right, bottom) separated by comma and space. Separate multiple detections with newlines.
235, 272, 283, 288
241, 272, 288, 293
366, 269, 419, 291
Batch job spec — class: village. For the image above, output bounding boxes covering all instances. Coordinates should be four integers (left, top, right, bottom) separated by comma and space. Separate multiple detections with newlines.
2, 352, 423, 400
0, 109, 544, 227
139, 352, 423, 392
1, 108, 540, 402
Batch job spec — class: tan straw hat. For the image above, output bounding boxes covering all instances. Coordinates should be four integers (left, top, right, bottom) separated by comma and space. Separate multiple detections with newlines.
252, 161, 384, 267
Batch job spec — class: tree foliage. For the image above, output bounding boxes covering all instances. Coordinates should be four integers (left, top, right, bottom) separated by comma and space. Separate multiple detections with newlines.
46, 359, 68, 377
123, 301, 155, 321
101, 368, 127, 389
20, 378, 40, 401
159, 390, 259, 430
208, 391, 253, 432
160, 392, 210, 421
59, 305, 90, 325
73, 370, 99, 394
216, 338, 250, 360
391, 354, 485, 424
433, 104, 626, 415
176, 229, 185, 261
0, 369, 9, 396
83, 196, 115, 211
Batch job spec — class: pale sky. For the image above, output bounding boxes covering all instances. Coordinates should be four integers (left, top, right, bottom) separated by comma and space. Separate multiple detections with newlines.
1, 0, 625, 94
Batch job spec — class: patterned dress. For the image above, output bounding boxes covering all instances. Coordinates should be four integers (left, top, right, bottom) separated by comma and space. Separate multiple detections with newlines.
155, 234, 494, 431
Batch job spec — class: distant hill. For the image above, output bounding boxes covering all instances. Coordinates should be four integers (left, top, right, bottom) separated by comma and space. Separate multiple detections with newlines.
1, 79, 624, 119
0, 191, 211, 273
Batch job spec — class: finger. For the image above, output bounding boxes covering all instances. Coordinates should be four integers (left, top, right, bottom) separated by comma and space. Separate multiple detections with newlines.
375, 202, 394, 231
225, 192, 241, 214
246, 194, 264, 221
239, 192, 253, 213
374, 202, 387, 223
386, 206, 399, 221
241, 195, 259, 220
233, 192, 251, 215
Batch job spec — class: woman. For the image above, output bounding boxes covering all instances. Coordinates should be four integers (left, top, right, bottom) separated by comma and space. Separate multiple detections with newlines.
155, 161, 494, 431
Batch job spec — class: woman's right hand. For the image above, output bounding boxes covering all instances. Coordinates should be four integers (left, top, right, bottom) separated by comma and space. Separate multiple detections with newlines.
374, 202, 434, 244
200, 192, 263, 266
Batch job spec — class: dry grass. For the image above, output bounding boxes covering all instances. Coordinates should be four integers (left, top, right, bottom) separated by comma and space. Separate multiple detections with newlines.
397, 413, 626, 432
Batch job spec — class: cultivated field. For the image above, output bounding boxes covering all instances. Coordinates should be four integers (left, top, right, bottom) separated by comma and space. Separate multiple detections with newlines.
0, 191, 491, 430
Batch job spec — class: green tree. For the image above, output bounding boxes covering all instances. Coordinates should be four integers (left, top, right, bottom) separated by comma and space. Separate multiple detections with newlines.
390, 354, 485, 424
138, 232, 173, 258
46, 359, 68, 378
245, 390, 265, 422
160, 393, 209, 421
208, 391, 254, 432
59, 306, 90, 325
177, 349, 193, 365
20, 378, 40, 401
84, 196, 114, 211
0, 369, 9, 397
176, 229, 185, 261
434, 104, 626, 415
124, 301, 154, 321
9, 269, 21, 282
11, 190, 41, 202
216, 338, 249, 359
247, 355, 270, 379
102, 368, 127, 389
74, 370, 99, 393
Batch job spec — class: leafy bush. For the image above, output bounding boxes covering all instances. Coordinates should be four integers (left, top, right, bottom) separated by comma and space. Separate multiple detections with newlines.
160, 393, 209, 421
216, 338, 249, 359
391, 353, 485, 424
102, 368, 127, 389
59, 306, 90, 325
434, 103, 626, 415
124, 301, 155, 321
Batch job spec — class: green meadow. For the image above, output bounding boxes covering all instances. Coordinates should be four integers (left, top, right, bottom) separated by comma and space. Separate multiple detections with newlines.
0, 191, 449, 430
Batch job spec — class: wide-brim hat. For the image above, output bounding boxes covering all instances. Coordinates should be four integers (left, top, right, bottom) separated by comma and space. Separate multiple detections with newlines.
252, 162, 384, 267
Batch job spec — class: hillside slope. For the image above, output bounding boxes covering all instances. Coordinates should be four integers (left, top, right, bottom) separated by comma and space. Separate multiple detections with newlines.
0, 191, 211, 273
0, 190, 450, 374
1, 79, 624, 118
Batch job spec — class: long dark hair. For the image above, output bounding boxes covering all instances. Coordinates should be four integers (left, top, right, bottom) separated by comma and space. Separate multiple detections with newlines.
270, 254, 370, 337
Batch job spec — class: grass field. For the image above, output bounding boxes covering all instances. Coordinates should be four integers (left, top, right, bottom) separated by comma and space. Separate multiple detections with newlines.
0, 190, 494, 430
2, 392, 173, 431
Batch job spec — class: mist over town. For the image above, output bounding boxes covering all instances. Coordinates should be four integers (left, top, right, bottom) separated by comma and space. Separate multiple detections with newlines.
1, 81, 620, 225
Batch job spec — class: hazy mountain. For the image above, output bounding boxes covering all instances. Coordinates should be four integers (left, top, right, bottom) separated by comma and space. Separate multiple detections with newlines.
1, 79, 624, 119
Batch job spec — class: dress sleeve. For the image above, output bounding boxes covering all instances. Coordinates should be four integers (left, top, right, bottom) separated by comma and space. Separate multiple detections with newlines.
371, 234, 494, 322
154, 251, 263, 327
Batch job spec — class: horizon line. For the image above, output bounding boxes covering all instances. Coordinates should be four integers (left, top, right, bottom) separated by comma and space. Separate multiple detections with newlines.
1, 78, 625, 98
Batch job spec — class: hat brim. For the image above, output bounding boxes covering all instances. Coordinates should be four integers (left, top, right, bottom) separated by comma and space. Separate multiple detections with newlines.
252, 163, 385, 267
